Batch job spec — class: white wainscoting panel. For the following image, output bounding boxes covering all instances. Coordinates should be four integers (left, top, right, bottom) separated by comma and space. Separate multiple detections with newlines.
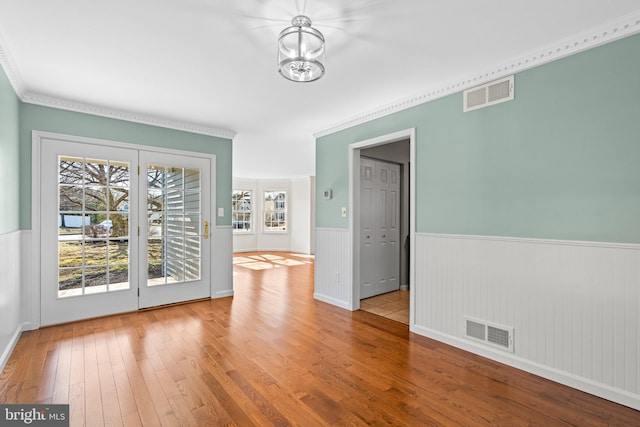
413, 233, 640, 410
20, 230, 34, 330
314, 228, 352, 309
212, 226, 234, 298
0, 230, 25, 372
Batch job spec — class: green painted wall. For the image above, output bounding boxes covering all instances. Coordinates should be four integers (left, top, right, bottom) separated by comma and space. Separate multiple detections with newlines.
19, 104, 232, 228
316, 33, 640, 244
0, 66, 20, 234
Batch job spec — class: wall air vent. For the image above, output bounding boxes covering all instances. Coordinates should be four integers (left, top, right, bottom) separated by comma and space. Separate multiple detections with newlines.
463, 75, 514, 112
464, 316, 514, 352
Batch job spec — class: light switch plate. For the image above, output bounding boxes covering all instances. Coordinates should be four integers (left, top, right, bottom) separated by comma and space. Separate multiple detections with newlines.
218, 207, 224, 217
341, 207, 347, 217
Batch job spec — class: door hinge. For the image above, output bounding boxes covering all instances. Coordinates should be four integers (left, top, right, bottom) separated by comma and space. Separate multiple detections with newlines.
138, 288, 140, 297
138, 165, 140, 175
137, 226, 140, 236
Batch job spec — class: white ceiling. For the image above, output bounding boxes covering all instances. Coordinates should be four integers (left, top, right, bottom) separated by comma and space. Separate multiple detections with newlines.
1, 1, 639, 179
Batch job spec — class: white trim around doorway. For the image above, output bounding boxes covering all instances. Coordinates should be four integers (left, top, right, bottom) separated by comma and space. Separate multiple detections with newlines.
348, 128, 416, 326
31, 130, 221, 329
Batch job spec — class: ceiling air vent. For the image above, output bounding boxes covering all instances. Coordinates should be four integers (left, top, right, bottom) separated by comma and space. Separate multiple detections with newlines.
464, 316, 514, 352
463, 75, 514, 112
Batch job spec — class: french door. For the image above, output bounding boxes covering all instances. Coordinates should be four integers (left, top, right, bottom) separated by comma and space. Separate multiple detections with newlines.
40, 138, 212, 326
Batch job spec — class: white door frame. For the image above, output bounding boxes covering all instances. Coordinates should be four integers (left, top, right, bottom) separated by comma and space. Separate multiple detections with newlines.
349, 128, 416, 325
31, 131, 217, 328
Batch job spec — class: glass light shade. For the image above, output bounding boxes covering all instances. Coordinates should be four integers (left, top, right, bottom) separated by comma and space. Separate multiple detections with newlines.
278, 16, 325, 82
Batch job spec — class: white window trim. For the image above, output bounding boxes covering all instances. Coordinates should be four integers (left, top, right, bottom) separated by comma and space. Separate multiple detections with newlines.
232, 189, 253, 234
263, 189, 288, 234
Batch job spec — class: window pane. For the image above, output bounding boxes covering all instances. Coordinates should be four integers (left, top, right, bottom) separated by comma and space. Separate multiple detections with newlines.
109, 240, 129, 265
59, 157, 84, 185
84, 159, 109, 185
184, 168, 200, 191
85, 186, 107, 211
166, 260, 185, 283
147, 166, 165, 189
185, 259, 200, 281
166, 167, 183, 189
148, 261, 164, 285
108, 265, 129, 290
84, 241, 108, 266
184, 214, 200, 236
59, 268, 83, 292
85, 266, 108, 292
109, 162, 130, 188
59, 241, 83, 269
59, 186, 83, 212
148, 238, 163, 262
184, 192, 200, 212
108, 213, 129, 239
232, 190, 252, 232
264, 190, 287, 232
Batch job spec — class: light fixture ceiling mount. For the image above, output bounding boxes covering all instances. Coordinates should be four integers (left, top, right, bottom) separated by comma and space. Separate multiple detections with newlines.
277, 15, 325, 82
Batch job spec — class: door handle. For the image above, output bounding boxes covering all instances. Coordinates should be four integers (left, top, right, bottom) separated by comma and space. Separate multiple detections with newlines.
203, 221, 209, 239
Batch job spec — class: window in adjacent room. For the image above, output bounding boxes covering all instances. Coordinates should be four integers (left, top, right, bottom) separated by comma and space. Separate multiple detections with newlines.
264, 190, 287, 232
232, 190, 252, 232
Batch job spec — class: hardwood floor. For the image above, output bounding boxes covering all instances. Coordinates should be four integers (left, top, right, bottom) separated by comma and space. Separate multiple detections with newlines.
1, 251, 639, 426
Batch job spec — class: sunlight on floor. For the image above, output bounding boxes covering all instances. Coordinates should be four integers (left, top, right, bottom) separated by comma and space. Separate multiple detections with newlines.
233, 252, 314, 271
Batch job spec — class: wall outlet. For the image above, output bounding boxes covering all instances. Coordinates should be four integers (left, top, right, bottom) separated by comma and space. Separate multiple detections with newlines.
341, 207, 347, 217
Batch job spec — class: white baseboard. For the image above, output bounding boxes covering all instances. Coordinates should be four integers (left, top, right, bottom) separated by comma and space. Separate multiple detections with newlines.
0, 322, 28, 374
214, 290, 234, 298
410, 324, 640, 411
313, 293, 352, 310
233, 248, 258, 253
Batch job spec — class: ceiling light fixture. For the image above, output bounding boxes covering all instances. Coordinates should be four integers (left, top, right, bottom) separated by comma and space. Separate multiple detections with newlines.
278, 15, 325, 82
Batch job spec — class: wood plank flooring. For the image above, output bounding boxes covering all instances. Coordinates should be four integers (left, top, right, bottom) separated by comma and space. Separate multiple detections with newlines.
1, 251, 639, 426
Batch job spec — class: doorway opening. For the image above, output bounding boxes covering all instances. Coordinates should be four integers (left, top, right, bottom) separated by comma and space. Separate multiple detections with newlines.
349, 128, 415, 327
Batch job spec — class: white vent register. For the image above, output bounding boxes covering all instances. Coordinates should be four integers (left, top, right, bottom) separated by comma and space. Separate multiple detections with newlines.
464, 316, 514, 353
463, 75, 514, 112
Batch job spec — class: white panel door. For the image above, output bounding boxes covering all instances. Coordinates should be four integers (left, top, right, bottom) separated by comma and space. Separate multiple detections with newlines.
360, 158, 375, 293
138, 151, 211, 308
360, 157, 401, 299
41, 140, 140, 326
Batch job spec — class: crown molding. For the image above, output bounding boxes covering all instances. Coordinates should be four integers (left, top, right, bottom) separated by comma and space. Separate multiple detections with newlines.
20, 92, 237, 139
0, 31, 236, 140
314, 11, 640, 138
0, 30, 25, 96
